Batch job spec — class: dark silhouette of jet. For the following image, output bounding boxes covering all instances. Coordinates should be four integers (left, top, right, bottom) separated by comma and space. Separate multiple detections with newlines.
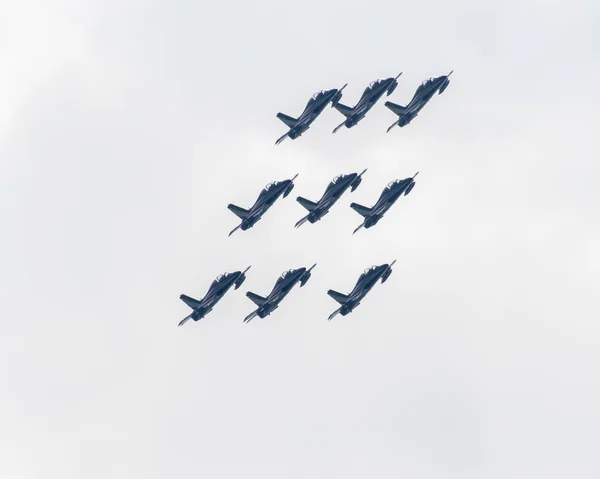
350, 172, 418, 234
228, 174, 298, 236
327, 261, 396, 320
294, 169, 368, 228
385, 71, 453, 132
178, 266, 251, 326
243, 264, 317, 322
332, 73, 402, 133
275, 84, 347, 145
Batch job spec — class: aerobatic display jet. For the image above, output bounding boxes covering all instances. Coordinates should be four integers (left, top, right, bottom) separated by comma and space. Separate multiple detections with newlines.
275, 84, 347, 145
350, 172, 418, 234
294, 169, 368, 228
327, 261, 396, 320
228, 174, 298, 236
385, 71, 453, 132
243, 264, 317, 323
332, 73, 402, 133
178, 266, 251, 327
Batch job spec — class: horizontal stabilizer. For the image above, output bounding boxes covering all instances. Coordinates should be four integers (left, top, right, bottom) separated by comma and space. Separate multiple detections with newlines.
350, 202, 372, 218
277, 112, 297, 128
328, 290, 349, 305
228, 204, 249, 219
385, 101, 407, 116
180, 294, 201, 310
295, 215, 309, 228
178, 314, 193, 327
297, 196, 317, 212
333, 102, 353, 118
244, 311, 258, 323
246, 291, 267, 307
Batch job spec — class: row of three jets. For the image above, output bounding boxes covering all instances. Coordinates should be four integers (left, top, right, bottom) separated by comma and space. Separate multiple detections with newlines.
275, 70, 453, 145
228, 170, 418, 236
178, 260, 396, 326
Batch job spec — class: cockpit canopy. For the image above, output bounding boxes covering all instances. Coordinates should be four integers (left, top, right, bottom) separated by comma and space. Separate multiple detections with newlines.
312, 90, 326, 100
280, 269, 295, 279
265, 181, 280, 191
387, 179, 405, 188
364, 265, 378, 275
216, 273, 226, 281
368, 78, 386, 89
332, 174, 346, 184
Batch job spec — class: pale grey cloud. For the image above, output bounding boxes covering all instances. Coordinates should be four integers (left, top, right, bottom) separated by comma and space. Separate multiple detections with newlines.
1, 0, 599, 478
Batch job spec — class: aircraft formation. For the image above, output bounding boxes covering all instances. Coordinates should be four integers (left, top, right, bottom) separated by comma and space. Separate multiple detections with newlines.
178, 71, 453, 326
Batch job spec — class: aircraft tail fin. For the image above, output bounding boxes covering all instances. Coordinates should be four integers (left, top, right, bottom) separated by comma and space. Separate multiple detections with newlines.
333, 102, 353, 118
350, 202, 372, 218
180, 294, 201, 310
327, 289, 349, 305
246, 291, 266, 307
385, 101, 407, 116
297, 196, 317, 212
227, 204, 249, 219
277, 113, 297, 128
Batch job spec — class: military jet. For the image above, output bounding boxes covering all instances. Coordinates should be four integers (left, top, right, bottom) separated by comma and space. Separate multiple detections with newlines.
332, 73, 402, 133
228, 174, 298, 236
275, 84, 347, 145
327, 261, 396, 320
178, 266, 251, 326
295, 169, 368, 228
385, 71, 453, 132
243, 264, 317, 323
350, 172, 418, 234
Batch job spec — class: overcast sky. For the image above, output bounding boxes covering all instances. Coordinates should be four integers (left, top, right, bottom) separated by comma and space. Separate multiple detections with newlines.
2, 0, 600, 478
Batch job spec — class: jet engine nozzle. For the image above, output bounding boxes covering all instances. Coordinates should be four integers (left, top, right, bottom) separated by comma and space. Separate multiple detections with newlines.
439, 78, 450, 94
332, 92, 342, 107
387, 81, 398, 96
234, 275, 246, 289
350, 176, 362, 192
381, 268, 392, 283
300, 272, 312, 287
283, 183, 295, 198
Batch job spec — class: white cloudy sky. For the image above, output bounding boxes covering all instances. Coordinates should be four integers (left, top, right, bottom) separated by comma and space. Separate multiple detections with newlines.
1, 0, 599, 478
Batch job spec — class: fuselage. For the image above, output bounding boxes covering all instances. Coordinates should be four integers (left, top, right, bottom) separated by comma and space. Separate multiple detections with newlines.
341, 264, 390, 315
192, 271, 244, 319
369, 179, 411, 217
241, 179, 294, 230
345, 77, 396, 127
257, 268, 307, 318
288, 89, 340, 138
308, 173, 358, 223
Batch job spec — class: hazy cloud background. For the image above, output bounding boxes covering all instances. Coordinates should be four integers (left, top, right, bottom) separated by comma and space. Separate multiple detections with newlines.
1, 0, 599, 478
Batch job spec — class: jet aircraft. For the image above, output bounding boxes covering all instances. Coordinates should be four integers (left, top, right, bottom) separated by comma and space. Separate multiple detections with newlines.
295, 169, 367, 228
243, 264, 317, 322
275, 84, 347, 145
385, 71, 453, 132
327, 261, 396, 320
178, 266, 251, 326
350, 172, 418, 234
332, 73, 402, 133
228, 174, 298, 236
